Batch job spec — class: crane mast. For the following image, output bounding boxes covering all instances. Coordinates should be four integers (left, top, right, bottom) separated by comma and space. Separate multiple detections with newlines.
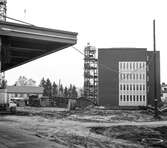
0, 0, 6, 88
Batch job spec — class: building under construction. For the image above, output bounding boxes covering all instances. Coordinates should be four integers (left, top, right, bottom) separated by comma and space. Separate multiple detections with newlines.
98, 48, 161, 108
84, 44, 98, 104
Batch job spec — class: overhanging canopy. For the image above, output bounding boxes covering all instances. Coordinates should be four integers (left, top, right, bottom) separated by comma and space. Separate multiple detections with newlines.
0, 21, 78, 71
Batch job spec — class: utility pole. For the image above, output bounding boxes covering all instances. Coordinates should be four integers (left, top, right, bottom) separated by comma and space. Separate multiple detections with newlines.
153, 20, 159, 119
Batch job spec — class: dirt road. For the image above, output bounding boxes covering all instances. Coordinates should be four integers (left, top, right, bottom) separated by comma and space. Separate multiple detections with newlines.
0, 122, 66, 148
1, 107, 167, 148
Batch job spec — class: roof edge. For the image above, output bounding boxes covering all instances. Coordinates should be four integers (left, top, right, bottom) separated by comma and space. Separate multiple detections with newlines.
0, 21, 78, 35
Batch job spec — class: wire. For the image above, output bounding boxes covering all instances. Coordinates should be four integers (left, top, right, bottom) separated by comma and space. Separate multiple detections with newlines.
72, 46, 85, 56
72, 46, 120, 74
0, 14, 35, 26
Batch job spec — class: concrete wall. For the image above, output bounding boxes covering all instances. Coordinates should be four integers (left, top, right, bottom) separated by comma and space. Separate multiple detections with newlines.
147, 51, 161, 106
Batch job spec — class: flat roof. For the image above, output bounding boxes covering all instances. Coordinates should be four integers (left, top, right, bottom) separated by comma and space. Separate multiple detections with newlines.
0, 21, 78, 71
98, 48, 147, 51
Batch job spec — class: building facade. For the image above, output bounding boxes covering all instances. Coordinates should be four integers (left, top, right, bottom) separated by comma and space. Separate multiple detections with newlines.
98, 48, 160, 108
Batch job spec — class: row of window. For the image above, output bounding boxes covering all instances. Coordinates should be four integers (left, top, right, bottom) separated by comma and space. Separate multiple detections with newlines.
120, 73, 145, 81
120, 95, 146, 102
119, 62, 146, 70
120, 84, 146, 91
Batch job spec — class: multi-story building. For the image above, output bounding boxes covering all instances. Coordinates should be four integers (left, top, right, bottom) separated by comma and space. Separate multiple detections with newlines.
98, 48, 160, 108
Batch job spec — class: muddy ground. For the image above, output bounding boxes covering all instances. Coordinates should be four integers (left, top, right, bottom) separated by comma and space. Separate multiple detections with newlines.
1, 106, 167, 148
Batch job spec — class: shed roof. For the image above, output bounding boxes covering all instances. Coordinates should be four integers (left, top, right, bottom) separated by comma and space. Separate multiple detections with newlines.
0, 21, 78, 71
7, 86, 43, 94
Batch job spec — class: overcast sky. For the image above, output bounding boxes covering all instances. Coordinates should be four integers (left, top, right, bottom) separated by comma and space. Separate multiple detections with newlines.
5, 0, 167, 87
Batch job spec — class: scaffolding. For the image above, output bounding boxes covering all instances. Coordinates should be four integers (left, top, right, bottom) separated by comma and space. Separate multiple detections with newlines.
84, 43, 98, 104
0, 0, 6, 21
0, 0, 6, 88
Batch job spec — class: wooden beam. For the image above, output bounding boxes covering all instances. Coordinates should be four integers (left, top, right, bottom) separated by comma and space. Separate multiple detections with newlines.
11, 55, 30, 60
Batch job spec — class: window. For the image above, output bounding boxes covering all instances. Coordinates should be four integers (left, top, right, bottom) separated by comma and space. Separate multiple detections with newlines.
130, 84, 132, 90
140, 84, 142, 90
120, 63, 122, 69
133, 63, 135, 69
143, 62, 145, 69
137, 96, 139, 101
123, 63, 125, 69
124, 95, 126, 101
140, 95, 142, 101
123, 84, 126, 90
136, 84, 138, 90
120, 84, 122, 90
127, 95, 129, 101
140, 63, 142, 69
127, 84, 129, 90
130, 95, 132, 101
123, 74, 125, 80
133, 84, 135, 90
143, 85, 145, 91
143, 96, 145, 101
120, 95, 122, 101
133, 95, 135, 101
136, 62, 138, 69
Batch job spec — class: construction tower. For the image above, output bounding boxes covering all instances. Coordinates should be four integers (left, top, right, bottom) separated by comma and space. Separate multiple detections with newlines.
0, 0, 6, 21
84, 43, 98, 104
0, 0, 6, 87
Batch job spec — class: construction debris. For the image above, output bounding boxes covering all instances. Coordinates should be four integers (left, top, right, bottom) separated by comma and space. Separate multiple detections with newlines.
2, 106, 167, 147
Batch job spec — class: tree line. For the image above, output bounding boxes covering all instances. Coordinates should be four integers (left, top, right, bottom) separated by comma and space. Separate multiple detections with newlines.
39, 78, 78, 98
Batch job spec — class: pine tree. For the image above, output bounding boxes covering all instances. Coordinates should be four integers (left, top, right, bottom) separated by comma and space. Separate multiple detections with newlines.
39, 77, 45, 87
52, 81, 58, 97
64, 87, 68, 98
59, 84, 64, 97
45, 78, 52, 97
72, 85, 78, 98
68, 84, 73, 98
39, 78, 47, 96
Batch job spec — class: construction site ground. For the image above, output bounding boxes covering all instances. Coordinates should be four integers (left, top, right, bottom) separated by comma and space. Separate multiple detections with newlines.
1, 106, 167, 148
